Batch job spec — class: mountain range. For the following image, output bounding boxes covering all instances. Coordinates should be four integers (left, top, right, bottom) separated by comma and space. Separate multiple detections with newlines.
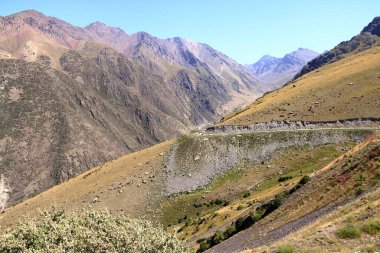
0, 9, 379, 253
245, 48, 319, 88
0, 10, 265, 207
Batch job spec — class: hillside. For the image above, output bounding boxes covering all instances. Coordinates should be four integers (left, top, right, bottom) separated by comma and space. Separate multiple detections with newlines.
295, 16, 380, 80
209, 134, 380, 253
246, 48, 319, 88
0, 8, 379, 253
0, 128, 375, 226
0, 10, 264, 209
0, 10, 263, 112
219, 45, 380, 126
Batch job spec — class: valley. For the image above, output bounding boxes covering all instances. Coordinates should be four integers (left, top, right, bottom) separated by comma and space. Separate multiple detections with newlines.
0, 5, 379, 253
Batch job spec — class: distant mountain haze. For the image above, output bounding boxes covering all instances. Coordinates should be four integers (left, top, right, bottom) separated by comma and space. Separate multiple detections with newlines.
245, 48, 319, 88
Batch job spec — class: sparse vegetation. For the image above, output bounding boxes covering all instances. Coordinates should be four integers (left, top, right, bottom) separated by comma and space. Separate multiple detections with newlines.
336, 224, 361, 239
0, 207, 188, 253
362, 219, 380, 235
278, 176, 293, 182
195, 175, 314, 252
278, 244, 295, 253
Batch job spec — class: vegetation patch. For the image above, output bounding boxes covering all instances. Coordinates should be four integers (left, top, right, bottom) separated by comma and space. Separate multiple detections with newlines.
362, 219, 380, 235
336, 224, 361, 239
0, 207, 188, 253
163, 142, 353, 229
196, 176, 311, 252
278, 244, 295, 253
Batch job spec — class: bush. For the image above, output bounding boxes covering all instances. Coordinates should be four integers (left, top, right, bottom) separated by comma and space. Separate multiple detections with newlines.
210, 199, 228, 206
356, 186, 366, 196
197, 241, 210, 252
278, 176, 293, 182
223, 226, 236, 238
278, 244, 295, 253
336, 224, 361, 239
299, 175, 311, 185
362, 219, 380, 235
0, 207, 188, 253
243, 192, 251, 198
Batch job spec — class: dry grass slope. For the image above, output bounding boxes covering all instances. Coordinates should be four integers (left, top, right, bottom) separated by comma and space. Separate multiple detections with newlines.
0, 140, 175, 228
220, 46, 380, 125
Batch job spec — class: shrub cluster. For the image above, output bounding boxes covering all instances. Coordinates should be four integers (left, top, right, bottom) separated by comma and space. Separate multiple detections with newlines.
278, 176, 293, 182
362, 219, 380, 235
278, 244, 295, 253
0, 208, 188, 253
192, 199, 229, 209
336, 224, 361, 239
197, 175, 312, 252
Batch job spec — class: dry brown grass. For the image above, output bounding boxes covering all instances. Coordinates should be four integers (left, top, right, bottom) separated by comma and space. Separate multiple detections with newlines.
220, 46, 380, 125
0, 139, 175, 228
255, 188, 380, 253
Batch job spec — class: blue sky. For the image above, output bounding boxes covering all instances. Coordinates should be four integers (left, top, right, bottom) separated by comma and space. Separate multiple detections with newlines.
1, 0, 379, 64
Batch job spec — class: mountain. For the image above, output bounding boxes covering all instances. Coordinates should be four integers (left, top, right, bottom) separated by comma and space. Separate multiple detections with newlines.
0, 11, 379, 253
295, 16, 380, 79
0, 10, 263, 208
245, 48, 319, 88
84, 24, 263, 111
220, 45, 380, 126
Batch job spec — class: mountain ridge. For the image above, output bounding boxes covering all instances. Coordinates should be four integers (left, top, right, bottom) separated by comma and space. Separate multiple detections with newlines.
245, 48, 319, 88
294, 16, 380, 80
0, 10, 263, 209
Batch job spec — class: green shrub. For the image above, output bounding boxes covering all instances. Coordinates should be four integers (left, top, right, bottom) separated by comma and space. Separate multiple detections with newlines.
278, 244, 295, 253
299, 175, 311, 185
237, 205, 244, 210
223, 226, 236, 238
362, 219, 380, 235
278, 176, 293, 182
356, 186, 366, 196
197, 241, 210, 252
336, 224, 361, 239
243, 192, 251, 198
375, 168, 380, 178
210, 199, 228, 206
0, 207, 188, 253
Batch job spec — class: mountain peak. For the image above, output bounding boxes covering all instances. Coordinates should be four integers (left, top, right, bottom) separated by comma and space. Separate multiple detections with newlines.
14, 9, 45, 16
85, 21, 108, 29
361, 16, 380, 36
246, 48, 319, 87
9, 9, 49, 20
85, 21, 124, 33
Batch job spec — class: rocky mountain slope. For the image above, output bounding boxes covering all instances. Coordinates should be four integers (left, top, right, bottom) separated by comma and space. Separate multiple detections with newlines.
295, 16, 380, 80
246, 48, 319, 88
0, 10, 263, 209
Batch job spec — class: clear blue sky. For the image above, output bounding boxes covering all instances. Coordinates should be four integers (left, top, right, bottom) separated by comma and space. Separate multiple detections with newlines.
1, 0, 379, 64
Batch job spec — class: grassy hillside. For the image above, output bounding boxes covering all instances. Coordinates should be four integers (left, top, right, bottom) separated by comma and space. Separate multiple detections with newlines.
0, 139, 175, 228
219, 46, 380, 125
256, 187, 380, 253
294, 16, 380, 80
209, 133, 379, 253
1, 129, 374, 229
